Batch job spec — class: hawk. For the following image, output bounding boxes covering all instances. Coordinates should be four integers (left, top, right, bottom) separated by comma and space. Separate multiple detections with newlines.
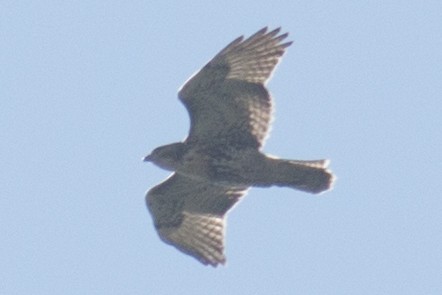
144, 27, 335, 266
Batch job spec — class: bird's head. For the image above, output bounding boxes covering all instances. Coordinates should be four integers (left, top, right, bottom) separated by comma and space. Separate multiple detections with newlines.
143, 142, 187, 171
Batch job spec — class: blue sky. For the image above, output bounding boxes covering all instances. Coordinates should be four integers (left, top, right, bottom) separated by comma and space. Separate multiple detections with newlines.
2, 1, 441, 294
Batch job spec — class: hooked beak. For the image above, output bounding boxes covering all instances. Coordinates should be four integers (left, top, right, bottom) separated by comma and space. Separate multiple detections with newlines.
143, 154, 152, 162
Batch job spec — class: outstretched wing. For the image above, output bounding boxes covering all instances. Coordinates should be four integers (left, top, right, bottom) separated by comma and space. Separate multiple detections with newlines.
178, 27, 292, 149
146, 173, 248, 266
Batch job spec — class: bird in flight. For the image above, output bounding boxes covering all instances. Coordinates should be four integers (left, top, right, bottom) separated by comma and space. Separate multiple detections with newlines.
144, 27, 335, 267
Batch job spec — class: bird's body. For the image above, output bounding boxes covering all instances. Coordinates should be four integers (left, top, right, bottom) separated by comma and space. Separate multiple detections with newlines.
147, 142, 330, 192
144, 27, 335, 266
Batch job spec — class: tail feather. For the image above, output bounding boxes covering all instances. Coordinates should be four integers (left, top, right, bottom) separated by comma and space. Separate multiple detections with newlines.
268, 158, 335, 194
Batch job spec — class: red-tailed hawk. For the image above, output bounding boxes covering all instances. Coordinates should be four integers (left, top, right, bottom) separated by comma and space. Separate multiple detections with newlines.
144, 27, 335, 266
